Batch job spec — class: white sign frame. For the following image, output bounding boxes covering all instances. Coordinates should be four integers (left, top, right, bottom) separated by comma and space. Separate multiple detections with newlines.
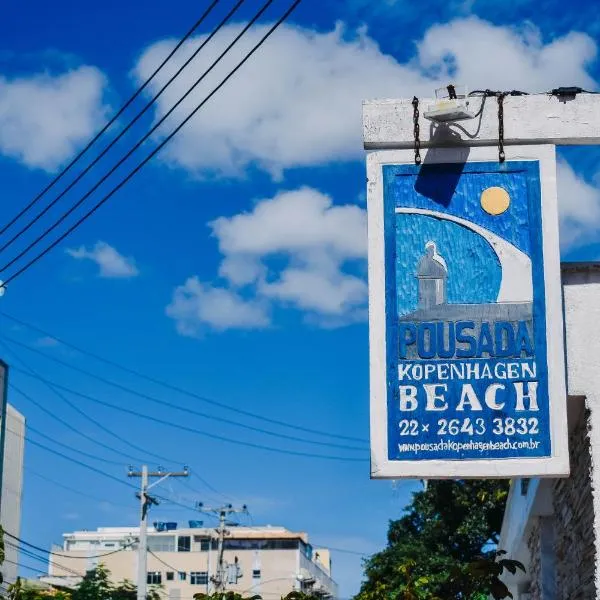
368, 144, 569, 479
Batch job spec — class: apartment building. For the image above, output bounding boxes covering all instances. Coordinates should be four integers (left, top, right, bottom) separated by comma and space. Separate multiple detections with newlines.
48, 524, 338, 599
1, 404, 26, 584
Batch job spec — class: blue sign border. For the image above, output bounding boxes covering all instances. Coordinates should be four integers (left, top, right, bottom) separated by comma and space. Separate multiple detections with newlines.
382, 160, 548, 461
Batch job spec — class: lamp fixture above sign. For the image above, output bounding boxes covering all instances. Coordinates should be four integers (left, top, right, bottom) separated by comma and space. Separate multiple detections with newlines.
423, 85, 476, 122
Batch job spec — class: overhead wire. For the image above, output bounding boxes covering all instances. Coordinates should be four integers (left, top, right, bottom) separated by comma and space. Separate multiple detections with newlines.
6, 376, 144, 465
0, 329, 192, 465
0, 311, 366, 444
0, 0, 275, 279
12, 366, 368, 462
4, 539, 83, 577
2, 333, 229, 502
3, 334, 365, 452
0, 337, 147, 465
20, 426, 199, 512
25, 465, 135, 510
4, 532, 137, 561
0, 0, 222, 239
148, 550, 180, 572
26, 422, 127, 467
3, 557, 48, 576
0, 0, 303, 288
23, 434, 138, 491
0, 0, 246, 257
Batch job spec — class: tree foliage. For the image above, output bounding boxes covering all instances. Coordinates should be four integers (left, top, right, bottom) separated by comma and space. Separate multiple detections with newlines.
355, 480, 524, 600
4, 566, 161, 600
7, 578, 72, 600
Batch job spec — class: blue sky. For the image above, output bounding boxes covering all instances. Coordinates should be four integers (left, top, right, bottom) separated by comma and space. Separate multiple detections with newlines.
1, 0, 600, 596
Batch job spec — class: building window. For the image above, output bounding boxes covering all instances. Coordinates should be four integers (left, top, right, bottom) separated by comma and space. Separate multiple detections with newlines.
252, 570, 261, 579
190, 572, 209, 585
178, 536, 191, 552
166, 572, 174, 581
148, 536, 176, 552
178, 572, 186, 581
147, 572, 162, 585
223, 539, 299, 550
199, 538, 211, 551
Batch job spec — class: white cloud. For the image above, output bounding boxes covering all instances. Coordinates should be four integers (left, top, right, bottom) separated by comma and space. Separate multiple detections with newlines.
166, 188, 367, 334
166, 276, 270, 335
211, 187, 366, 259
134, 18, 596, 177
0, 66, 109, 172
66, 241, 139, 278
556, 159, 600, 250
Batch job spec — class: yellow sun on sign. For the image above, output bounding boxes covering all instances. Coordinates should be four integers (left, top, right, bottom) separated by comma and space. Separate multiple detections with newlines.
480, 186, 510, 215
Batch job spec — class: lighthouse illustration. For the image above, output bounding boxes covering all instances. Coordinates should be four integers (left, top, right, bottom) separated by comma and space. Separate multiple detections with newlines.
399, 241, 534, 359
417, 241, 448, 309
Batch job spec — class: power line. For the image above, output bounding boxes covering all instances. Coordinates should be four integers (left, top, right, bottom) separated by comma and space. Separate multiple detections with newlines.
2, 334, 187, 465
13, 367, 368, 462
0, 311, 366, 444
4, 539, 83, 577
0, 0, 221, 240
25, 465, 134, 510
24, 435, 138, 490
0, 0, 244, 257
17, 425, 199, 511
0, 0, 303, 288
26, 423, 126, 467
7, 377, 144, 464
21, 430, 198, 512
148, 549, 180, 572
0, 0, 274, 278
4, 531, 136, 561
2, 334, 229, 502
3, 334, 365, 452
3, 557, 48, 576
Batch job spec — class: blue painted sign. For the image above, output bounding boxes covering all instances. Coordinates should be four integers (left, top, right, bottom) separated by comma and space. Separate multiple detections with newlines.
383, 160, 551, 463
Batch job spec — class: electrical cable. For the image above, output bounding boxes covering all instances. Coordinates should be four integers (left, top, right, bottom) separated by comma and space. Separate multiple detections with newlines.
0, 0, 246, 257
148, 550, 181, 572
0, 0, 303, 288
1, 333, 188, 465
4, 531, 137, 561
6, 375, 145, 465
0, 0, 274, 278
3, 334, 366, 452
12, 366, 369, 462
4, 539, 83, 577
0, 0, 222, 239
26, 423, 127, 467
20, 427, 199, 512
3, 557, 48, 576
24, 435, 138, 490
25, 465, 135, 510
3, 336, 227, 506
0, 311, 366, 444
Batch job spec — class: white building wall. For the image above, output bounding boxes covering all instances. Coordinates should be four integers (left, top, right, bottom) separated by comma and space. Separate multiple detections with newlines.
51, 526, 337, 600
1, 404, 26, 584
499, 264, 600, 599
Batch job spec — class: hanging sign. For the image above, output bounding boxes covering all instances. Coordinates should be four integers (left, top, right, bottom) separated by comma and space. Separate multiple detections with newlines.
368, 146, 569, 478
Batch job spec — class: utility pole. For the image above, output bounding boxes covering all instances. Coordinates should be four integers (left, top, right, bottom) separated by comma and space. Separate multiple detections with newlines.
129, 465, 189, 600
197, 503, 248, 592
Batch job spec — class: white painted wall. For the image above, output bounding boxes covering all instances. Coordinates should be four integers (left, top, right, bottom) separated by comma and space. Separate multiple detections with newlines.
499, 264, 600, 598
1, 404, 25, 584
